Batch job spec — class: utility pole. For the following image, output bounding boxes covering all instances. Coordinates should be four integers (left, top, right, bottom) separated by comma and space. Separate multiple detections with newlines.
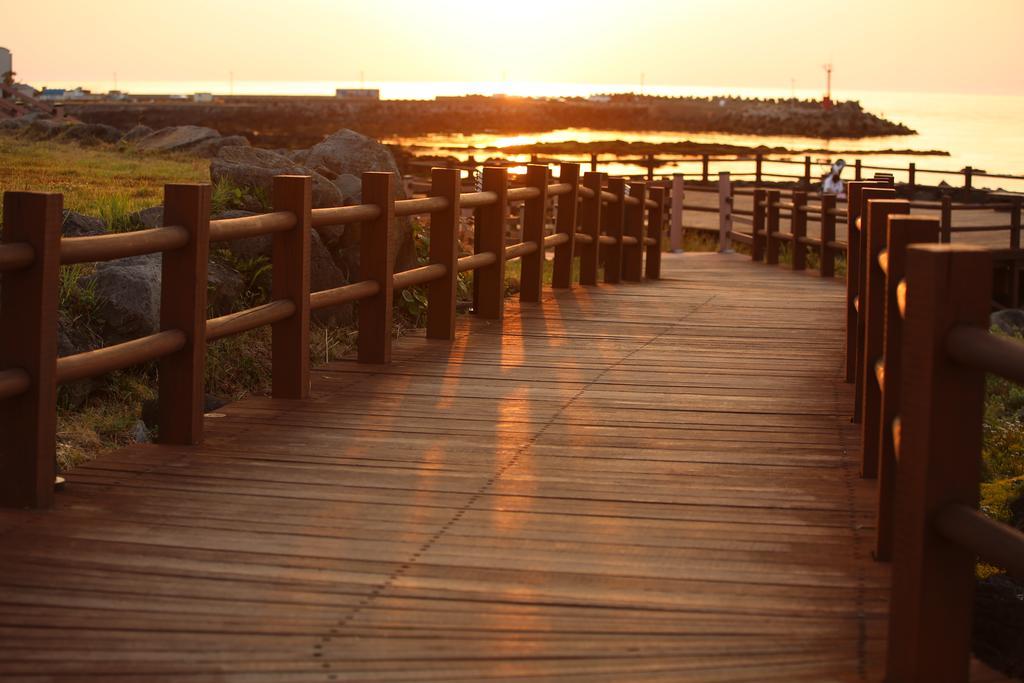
822, 63, 833, 109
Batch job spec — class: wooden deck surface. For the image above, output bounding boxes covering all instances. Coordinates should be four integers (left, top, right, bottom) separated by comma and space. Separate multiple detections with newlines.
0, 253, 1007, 682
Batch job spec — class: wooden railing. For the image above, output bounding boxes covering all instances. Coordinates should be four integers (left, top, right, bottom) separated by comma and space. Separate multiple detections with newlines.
0, 162, 667, 509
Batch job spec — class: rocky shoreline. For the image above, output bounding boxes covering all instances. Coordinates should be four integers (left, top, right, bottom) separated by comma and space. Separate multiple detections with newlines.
60, 94, 915, 149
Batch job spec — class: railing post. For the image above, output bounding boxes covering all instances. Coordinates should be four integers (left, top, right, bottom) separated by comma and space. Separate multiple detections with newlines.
356, 172, 394, 363
623, 181, 647, 281
803, 156, 811, 186
963, 166, 973, 189
855, 159, 862, 181
159, 184, 211, 444
886, 244, 991, 683
790, 190, 807, 270
552, 163, 580, 289
670, 174, 684, 253
1011, 196, 1022, 308
0, 192, 61, 509
875, 215, 940, 561
475, 167, 508, 319
645, 154, 654, 182
853, 186, 898, 421
820, 193, 836, 277
701, 155, 709, 183
579, 172, 603, 286
603, 178, 627, 284
589, 153, 598, 173
520, 164, 548, 303
940, 194, 952, 243
907, 162, 916, 192
645, 186, 665, 280
427, 167, 461, 340
271, 175, 313, 392
755, 154, 763, 184
860, 198, 910, 477
765, 189, 781, 265
845, 181, 882, 383
717, 172, 732, 253
751, 188, 766, 262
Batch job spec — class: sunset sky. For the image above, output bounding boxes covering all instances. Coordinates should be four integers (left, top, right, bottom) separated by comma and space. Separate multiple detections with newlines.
5, 0, 1023, 96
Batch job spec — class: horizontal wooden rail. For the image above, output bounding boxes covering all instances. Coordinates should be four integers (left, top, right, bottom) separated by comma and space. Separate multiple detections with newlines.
206, 300, 296, 341
0, 243, 34, 272
394, 195, 449, 218
392, 263, 447, 290
309, 279, 380, 311
460, 191, 499, 209
60, 227, 189, 265
507, 187, 542, 202
56, 330, 186, 385
574, 233, 594, 245
933, 504, 1024, 577
310, 203, 381, 228
547, 182, 574, 197
0, 368, 31, 401
457, 251, 498, 273
504, 241, 538, 260
945, 325, 1024, 384
209, 211, 296, 242
544, 233, 571, 248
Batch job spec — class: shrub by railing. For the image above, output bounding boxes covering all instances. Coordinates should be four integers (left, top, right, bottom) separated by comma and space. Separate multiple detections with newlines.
0, 162, 666, 509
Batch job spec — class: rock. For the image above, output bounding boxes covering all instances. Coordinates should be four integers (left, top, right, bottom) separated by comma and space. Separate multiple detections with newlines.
210, 146, 343, 210
61, 211, 106, 237
207, 261, 246, 316
129, 206, 164, 229
991, 309, 1024, 337
58, 123, 124, 146
22, 118, 75, 140
188, 134, 250, 157
130, 420, 150, 444
302, 129, 406, 198
299, 129, 416, 272
122, 124, 154, 142
134, 125, 221, 153
85, 254, 163, 343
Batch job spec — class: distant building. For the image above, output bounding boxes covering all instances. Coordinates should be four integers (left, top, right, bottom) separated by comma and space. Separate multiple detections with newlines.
0, 47, 12, 81
193, 92, 213, 103
587, 95, 611, 103
335, 88, 379, 101
39, 88, 66, 100
39, 87, 92, 100
11, 84, 36, 98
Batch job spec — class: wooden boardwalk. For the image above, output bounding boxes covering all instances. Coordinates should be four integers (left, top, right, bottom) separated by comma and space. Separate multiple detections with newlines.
0, 253, 1003, 682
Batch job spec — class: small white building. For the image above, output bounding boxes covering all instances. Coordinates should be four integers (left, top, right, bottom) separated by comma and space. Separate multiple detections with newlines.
0, 47, 12, 81
193, 92, 213, 103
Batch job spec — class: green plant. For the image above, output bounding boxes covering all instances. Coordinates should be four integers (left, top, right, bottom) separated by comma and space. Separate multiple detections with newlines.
96, 193, 135, 232
59, 264, 100, 326
212, 178, 269, 213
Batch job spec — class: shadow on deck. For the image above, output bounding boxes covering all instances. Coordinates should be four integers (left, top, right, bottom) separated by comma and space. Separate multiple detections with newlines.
0, 253, 1004, 682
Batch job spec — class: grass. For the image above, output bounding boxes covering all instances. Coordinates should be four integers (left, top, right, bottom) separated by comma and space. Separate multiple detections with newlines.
0, 135, 208, 221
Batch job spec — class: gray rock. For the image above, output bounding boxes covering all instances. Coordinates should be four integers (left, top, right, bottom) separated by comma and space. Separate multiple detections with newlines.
122, 124, 154, 142
58, 123, 124, 146
134, 125, 221, 153
188, 134, 250, 157
86, 254, 163, 343
210, 145, 343, 210
61, 211, 106, 237
131, 420, 150, 444
992, 309, 1024, 337
303, 129, 406, 198
22, 118, 75, 140
129, 206, 164, 229
207, 260, 246, 316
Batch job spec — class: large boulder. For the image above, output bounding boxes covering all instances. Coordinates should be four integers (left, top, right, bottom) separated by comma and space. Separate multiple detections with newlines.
21, 118, 76, 140
59, 123, 124, 146
189, 134, 251, 157
992, 309, 1024, 337
122, 124, 154, 143
85, 254, 163, 343
85, 252, 247, 342
61, 211, 106, 237
128, 206, 164, 229
210, 146, 343, 210
134, 125, 221, 153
